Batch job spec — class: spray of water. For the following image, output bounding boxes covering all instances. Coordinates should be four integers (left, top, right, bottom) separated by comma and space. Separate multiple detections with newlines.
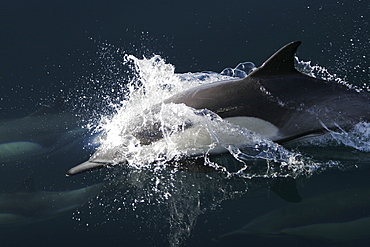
71, 46, 369, 246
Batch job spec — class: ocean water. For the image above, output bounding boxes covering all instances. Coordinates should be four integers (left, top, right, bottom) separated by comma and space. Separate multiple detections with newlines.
0, 0, 369, 247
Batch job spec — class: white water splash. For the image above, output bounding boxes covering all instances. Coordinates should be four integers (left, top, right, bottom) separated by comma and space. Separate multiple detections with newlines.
80, 51, 368, 247
295, 57, 363, 92
323, 122, 370, 152
93, 54, 329, 180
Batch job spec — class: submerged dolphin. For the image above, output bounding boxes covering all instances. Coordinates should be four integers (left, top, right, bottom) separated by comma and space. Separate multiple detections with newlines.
0, 179, 110, 225
67, 41, 370, 176
0, 98, 88, 163
220, 187, 370, 241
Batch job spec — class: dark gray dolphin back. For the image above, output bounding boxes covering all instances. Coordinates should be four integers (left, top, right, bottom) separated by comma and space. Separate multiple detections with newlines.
166, 41, 370, 143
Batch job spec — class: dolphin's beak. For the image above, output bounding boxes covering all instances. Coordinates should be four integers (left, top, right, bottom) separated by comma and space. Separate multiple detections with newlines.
66, 161, 109, 176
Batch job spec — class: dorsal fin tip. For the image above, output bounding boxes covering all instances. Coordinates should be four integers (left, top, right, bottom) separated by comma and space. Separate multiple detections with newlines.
249, 41, 302, 77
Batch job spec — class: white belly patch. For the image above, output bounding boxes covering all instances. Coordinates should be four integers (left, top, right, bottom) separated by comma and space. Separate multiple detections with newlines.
225, 116, 280, 140
153, 116, 280, 157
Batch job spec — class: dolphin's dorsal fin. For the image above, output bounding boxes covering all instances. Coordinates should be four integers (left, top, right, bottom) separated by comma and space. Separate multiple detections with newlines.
28, 97, 65, 117
12, 178, 36, 193
249, 41, 301, 77
269, 177, 302, 203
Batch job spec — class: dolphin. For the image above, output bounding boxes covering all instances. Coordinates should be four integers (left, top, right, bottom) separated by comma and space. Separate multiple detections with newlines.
0, 178, 110, 225
0, 98, 89, 163
66, 41, 370, 176
220, 187, 370, 241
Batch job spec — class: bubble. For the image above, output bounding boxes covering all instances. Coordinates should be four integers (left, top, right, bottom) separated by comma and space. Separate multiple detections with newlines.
232, 69, 247, 78
220, 67, 234, 76
220, 62, 256, 78
235, 61, 256, 74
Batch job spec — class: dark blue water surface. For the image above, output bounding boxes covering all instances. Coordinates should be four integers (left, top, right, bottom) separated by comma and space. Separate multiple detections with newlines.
0, 1, 369, 247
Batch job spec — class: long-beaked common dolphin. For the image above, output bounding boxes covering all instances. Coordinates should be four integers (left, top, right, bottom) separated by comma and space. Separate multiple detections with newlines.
220, 187, 370, 241
0, 178, 109, 225
66, 41, 370, 176
0, 98, 88, 163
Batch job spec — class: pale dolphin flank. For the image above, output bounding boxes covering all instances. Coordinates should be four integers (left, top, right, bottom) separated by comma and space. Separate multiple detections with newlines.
66, 41, 370, 176
0, 98, 88, 163
0, 178, 110, 225
220, 187, 370, 241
